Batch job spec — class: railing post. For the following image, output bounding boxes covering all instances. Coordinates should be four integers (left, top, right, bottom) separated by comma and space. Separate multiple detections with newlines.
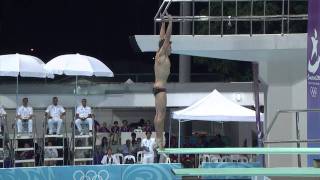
250, 0, 253, 36
221, 0, 224, 37
263, 0, 266, 34
281, 0, 285, 35
287, 0, 290, 33
208, 0, 211, 35
296, 112, 302, 167
192, 0, 195, 36
235, 0, 238, 34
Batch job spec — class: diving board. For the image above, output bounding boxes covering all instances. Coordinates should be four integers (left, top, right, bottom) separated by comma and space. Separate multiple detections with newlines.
163, 0, 296, 1
158, 147, 320, 154
132, 34, 306, 62
172, 168, 320, 177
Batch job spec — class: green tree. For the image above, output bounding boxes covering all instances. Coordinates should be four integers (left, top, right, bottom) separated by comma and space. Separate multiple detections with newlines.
190, 1, 307, 82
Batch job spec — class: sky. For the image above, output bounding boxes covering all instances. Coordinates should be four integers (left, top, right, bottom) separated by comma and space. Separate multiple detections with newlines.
0, 0, 164, 74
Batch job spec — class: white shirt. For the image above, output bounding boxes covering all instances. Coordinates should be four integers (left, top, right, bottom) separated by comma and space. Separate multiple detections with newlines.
45, 105, 65, 119
44, 148, 58, 158
101, 155, 119, 164
0, 106, 6, 116
17, 106, 33, 119
76, 105, 92, 119
141, 138, 156, 155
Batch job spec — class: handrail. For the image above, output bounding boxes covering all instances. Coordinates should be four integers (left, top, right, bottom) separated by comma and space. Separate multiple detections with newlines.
264, 108, 320, 167
265, 109, 320, 139
155, 0, 307, 35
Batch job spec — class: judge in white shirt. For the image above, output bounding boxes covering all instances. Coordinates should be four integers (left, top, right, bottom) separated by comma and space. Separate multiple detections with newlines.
0, 105, 7, 133
45, 97, 66, 135
75, 98, 93, 135
101, 147, 119, 165
16, 98, 33, 134
141, 130, 156, 164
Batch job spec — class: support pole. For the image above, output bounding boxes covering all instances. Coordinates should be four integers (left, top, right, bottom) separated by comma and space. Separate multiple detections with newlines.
296, 112, 302, 167
252, 62, 263, 164
16, 76, 19, 107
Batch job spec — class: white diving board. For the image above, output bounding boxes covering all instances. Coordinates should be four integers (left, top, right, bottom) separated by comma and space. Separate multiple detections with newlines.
132, 34, 306, 62
158, 147, 320, 154
164, 0, 305, 2
172, 168, 320, 177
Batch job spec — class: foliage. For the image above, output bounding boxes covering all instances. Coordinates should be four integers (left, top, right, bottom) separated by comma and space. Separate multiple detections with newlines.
190, 1, 307, 82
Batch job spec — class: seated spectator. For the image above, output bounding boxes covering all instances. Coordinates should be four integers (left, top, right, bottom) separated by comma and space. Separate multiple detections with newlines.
195, 135, 208, 148
129, 118, 145, 130
213, 134, 225, 147
20, 143, 34, 167
110, 121, 120, 145
119, 139, 134, 156
132, 137, 142, 157
111, 121, 120, 133
181, 154, 195, 168
100, 137, 109, 152
143, 120, 155, 132
101, 147, 119, 165
44, 141, 58, 166
99, 122, 110, 133
183, 136, 194, 148
94, 137, 109, 164
131, 132, 137, 145
0, 105, 7, 134
120, 120, 131, 132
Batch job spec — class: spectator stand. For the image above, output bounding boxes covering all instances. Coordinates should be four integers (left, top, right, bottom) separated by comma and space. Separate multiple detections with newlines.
72, 117, 95, 165
42, 116, 66, 165
13, 116, 37, 167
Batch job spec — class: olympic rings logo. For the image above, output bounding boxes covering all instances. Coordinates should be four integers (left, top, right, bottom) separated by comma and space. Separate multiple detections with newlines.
73, 170, 110, 180
310, 86, 318, 98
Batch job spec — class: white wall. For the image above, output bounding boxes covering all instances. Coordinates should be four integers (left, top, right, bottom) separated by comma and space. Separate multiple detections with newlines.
260, 55, 307, 167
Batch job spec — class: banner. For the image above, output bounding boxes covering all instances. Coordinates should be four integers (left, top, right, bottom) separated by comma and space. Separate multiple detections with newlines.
307, 0, 320, 166
0, 164, 182, 180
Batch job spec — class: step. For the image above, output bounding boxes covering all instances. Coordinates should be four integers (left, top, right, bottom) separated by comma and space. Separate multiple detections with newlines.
15, 148, 34, 151
15, 135, 34, 139
44, 146, 64, 149
75, 135, 92, 138
75, 146, 93, 150
15, 159, 35, 163
45, 134, 64, 138
44, 158, 64, 161
74, 158, 93, 162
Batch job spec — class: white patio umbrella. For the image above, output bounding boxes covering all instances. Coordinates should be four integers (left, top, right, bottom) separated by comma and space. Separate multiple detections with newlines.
44, 53, 114, 100
0, 53, 53, 105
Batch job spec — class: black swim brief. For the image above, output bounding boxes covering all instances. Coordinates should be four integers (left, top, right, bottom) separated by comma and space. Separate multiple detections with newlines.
153, 87, 166, 96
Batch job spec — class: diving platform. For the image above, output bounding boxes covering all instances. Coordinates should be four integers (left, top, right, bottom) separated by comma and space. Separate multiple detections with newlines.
172, 168, 320, 177
133, 34, 306, 62
158, 147, 320, 155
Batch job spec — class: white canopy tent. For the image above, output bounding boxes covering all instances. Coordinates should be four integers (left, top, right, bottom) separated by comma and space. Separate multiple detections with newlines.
170, 89, 263, 147
172, 89, 263, 122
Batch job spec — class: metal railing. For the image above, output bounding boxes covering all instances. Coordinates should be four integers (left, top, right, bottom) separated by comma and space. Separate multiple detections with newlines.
264, 109, 320, 167
154, 0, 308, 36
